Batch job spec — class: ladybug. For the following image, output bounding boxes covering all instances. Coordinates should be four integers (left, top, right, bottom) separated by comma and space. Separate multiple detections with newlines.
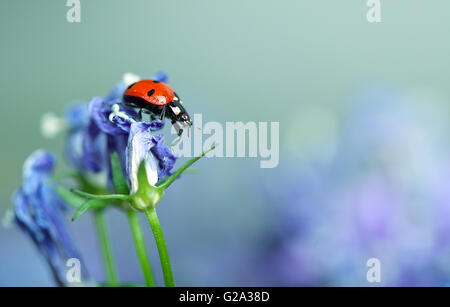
123, 79, 192, 136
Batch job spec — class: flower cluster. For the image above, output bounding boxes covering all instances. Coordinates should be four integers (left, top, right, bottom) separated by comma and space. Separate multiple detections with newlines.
255, 87, 450, 286
11, 71, 212, 286
63, 71, 176, 191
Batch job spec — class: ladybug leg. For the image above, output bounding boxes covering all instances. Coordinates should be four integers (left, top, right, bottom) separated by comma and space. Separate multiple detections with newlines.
170, 120, 188, 149
159, 106, 167, 121
172, 120, 184, 136
138, 109, 143, 121
171, 125, 183, 147
170, 136, 182, 148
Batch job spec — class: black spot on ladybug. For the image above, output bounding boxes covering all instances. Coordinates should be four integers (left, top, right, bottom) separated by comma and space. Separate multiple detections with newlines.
127, 82, 136, 89
153, 80, 161, 83
147, 89, 155, 97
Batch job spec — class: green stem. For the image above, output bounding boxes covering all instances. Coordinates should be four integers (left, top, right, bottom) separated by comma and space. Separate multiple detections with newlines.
127, 210, 157, 287
144, 208, 175, 287
93, 210, 119, 286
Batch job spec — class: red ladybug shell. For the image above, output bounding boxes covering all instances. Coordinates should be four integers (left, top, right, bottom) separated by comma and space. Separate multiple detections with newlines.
124, 80, 176, 106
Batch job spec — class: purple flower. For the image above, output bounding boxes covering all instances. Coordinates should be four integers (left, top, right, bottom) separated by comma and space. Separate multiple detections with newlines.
63, 72, 175, 192
12, 150, 89, 286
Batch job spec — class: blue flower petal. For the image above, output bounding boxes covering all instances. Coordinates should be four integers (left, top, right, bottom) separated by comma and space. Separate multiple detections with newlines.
64, 103, 90, 130
150, 134, 177, 179
81, 121, 107, 173
89, 97, 137, 135
105, 83, 127, 103
152, 70, 169, 83
22, 150, 56, 196
148, 119, 166, 131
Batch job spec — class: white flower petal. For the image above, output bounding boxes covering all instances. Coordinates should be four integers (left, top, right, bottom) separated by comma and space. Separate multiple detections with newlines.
122, 72, 141, 86
127, 122, 159, 193
41, 113, 67, 138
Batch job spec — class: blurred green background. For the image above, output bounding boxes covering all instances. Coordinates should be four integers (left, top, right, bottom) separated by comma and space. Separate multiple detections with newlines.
1, 0, 450, 286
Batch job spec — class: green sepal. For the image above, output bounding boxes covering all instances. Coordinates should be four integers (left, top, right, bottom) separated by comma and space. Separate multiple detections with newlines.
128, 146, 214, 211
50, 170, 83, 183
154, 169, 199, 188
110, 152, 130, 195
71, 199, 97, 221
129, 162, 163, 211
137, 161, 152, 194
154, 177, 169, 188
70, 188, 130, 202
55, 185, 88, 208
56, 185, 109, 216
157, 145, 215, 190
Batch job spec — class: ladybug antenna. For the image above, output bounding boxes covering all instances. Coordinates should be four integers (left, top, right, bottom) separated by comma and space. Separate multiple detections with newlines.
186, 123, 201, 137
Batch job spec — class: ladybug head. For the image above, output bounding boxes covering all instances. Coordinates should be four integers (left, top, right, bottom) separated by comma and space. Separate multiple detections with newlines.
168, 99, 192, 127
177, 113, 191, 126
